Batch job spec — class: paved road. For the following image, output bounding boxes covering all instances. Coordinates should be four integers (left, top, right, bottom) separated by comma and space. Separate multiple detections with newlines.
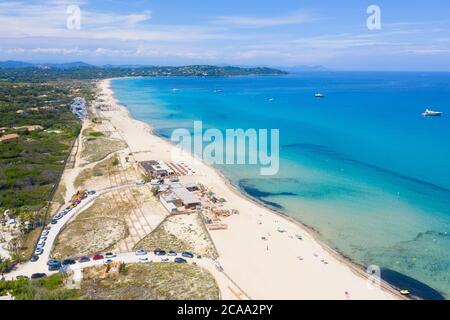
4, 183, 143, 281
3, 183, 246, 300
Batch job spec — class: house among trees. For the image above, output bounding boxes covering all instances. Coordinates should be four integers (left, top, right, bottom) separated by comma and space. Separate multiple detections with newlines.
0, 133, 19, 142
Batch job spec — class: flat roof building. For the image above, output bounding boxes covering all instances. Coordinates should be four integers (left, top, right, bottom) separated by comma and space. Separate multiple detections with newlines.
140, 160, 174, 178
172, 187, 201, 208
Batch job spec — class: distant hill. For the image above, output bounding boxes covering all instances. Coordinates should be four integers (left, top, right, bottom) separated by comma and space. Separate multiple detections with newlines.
0, 60, 94, 69
0, 61, 286, 74
40, 61, 94, 69
0, 60, 35, 68
0, 63, 287, 81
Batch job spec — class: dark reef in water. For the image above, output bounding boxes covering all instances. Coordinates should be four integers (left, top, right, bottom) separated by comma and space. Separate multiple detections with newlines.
380, 268, 445, 300
239, 179, 297, 197
238, 178, 301, 210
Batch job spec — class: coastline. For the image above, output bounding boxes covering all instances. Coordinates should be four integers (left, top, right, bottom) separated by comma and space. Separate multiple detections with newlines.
101, 78, 401, 300
210, 163, 404, 299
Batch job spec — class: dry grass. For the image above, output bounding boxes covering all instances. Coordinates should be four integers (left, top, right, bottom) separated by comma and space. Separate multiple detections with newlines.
52, 183, 67, 206
19, 228, 42, 260
74, 155, 120, 188
81, 136, 127, 164
134, 214, 218, 259
52, 193, 138, 259
134, 220, 195, 253
80, 263, 220, 300
52, 218, 128, 259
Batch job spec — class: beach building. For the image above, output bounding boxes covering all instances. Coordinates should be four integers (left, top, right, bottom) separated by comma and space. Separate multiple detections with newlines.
160, 194, 178, 214
184, 182, 200, 192
140, 160, 174, 178
172, 186, 201, 209
159, 184, 202, 213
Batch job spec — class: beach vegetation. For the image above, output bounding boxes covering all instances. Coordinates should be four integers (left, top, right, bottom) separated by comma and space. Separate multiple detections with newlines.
0, 273, 80, 300
80, 263, 219, 300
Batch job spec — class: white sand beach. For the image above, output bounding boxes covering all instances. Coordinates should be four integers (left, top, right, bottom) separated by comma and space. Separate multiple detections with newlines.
98, 79, 400, 300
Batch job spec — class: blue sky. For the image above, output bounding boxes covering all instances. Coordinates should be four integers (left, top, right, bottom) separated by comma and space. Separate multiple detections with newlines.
1, 0, 450, 70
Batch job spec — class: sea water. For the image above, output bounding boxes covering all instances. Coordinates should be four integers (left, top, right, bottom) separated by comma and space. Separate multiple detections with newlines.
112, 72, 450, 299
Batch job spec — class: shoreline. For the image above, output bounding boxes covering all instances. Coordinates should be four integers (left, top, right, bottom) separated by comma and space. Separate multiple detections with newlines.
101, 78, 401, 300
201, 157, 405, 299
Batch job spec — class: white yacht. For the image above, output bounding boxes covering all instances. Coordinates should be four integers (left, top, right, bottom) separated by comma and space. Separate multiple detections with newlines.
422, 109, 443, 117
315, 93, 325, 98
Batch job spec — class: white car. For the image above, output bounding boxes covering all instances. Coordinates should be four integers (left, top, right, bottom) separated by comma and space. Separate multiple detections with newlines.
37, 240, 46, 247
135, 249, 147, 256
35, 248, 44, 255
136, 180, 145, 186
41, 230, 49, 236
139, 257, 150, 263
150, 179, 163, 185
105, 252, 116, 258
161, 257, 170, 262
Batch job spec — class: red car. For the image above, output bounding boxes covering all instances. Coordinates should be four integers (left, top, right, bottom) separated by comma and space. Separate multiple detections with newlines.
92, 254, 104, 260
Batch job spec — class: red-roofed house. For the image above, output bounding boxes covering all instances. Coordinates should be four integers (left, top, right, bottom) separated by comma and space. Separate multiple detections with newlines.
0, 133, 19, 142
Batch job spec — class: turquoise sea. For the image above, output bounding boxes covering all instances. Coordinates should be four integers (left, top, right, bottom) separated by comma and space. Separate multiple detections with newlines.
112, 72, 450, 299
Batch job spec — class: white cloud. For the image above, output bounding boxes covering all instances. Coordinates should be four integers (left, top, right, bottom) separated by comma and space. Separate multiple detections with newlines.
212, 11, 315, 28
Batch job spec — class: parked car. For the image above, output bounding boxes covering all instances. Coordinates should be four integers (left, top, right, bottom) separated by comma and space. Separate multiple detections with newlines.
48, 262, 61, 271
35, 248, 44, 255
41, 230, 49, 236
39, 236, 47, 242
181, 252, 194, 259
136, 180, 146, 186
135, 249, 147, 256
16, 275, 29, 280
31, 273, 46, 279
51, 219, 58, 225
104, 259, 114, 264
86, 189, 96, 195
92, 254, 104, 260
47, 259, 60, 266
167, 250, 177, 256
62, 259, 76, 266
38, 240, 45, 247
174, 257, 187, 264
161, 257, 170, 262
105, 252, 116, 258
139, 257, 149, 262
78, 256, 90, 263
150, 179, 163, 185
154, 249, 166, 256
30, 255, 39, 262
